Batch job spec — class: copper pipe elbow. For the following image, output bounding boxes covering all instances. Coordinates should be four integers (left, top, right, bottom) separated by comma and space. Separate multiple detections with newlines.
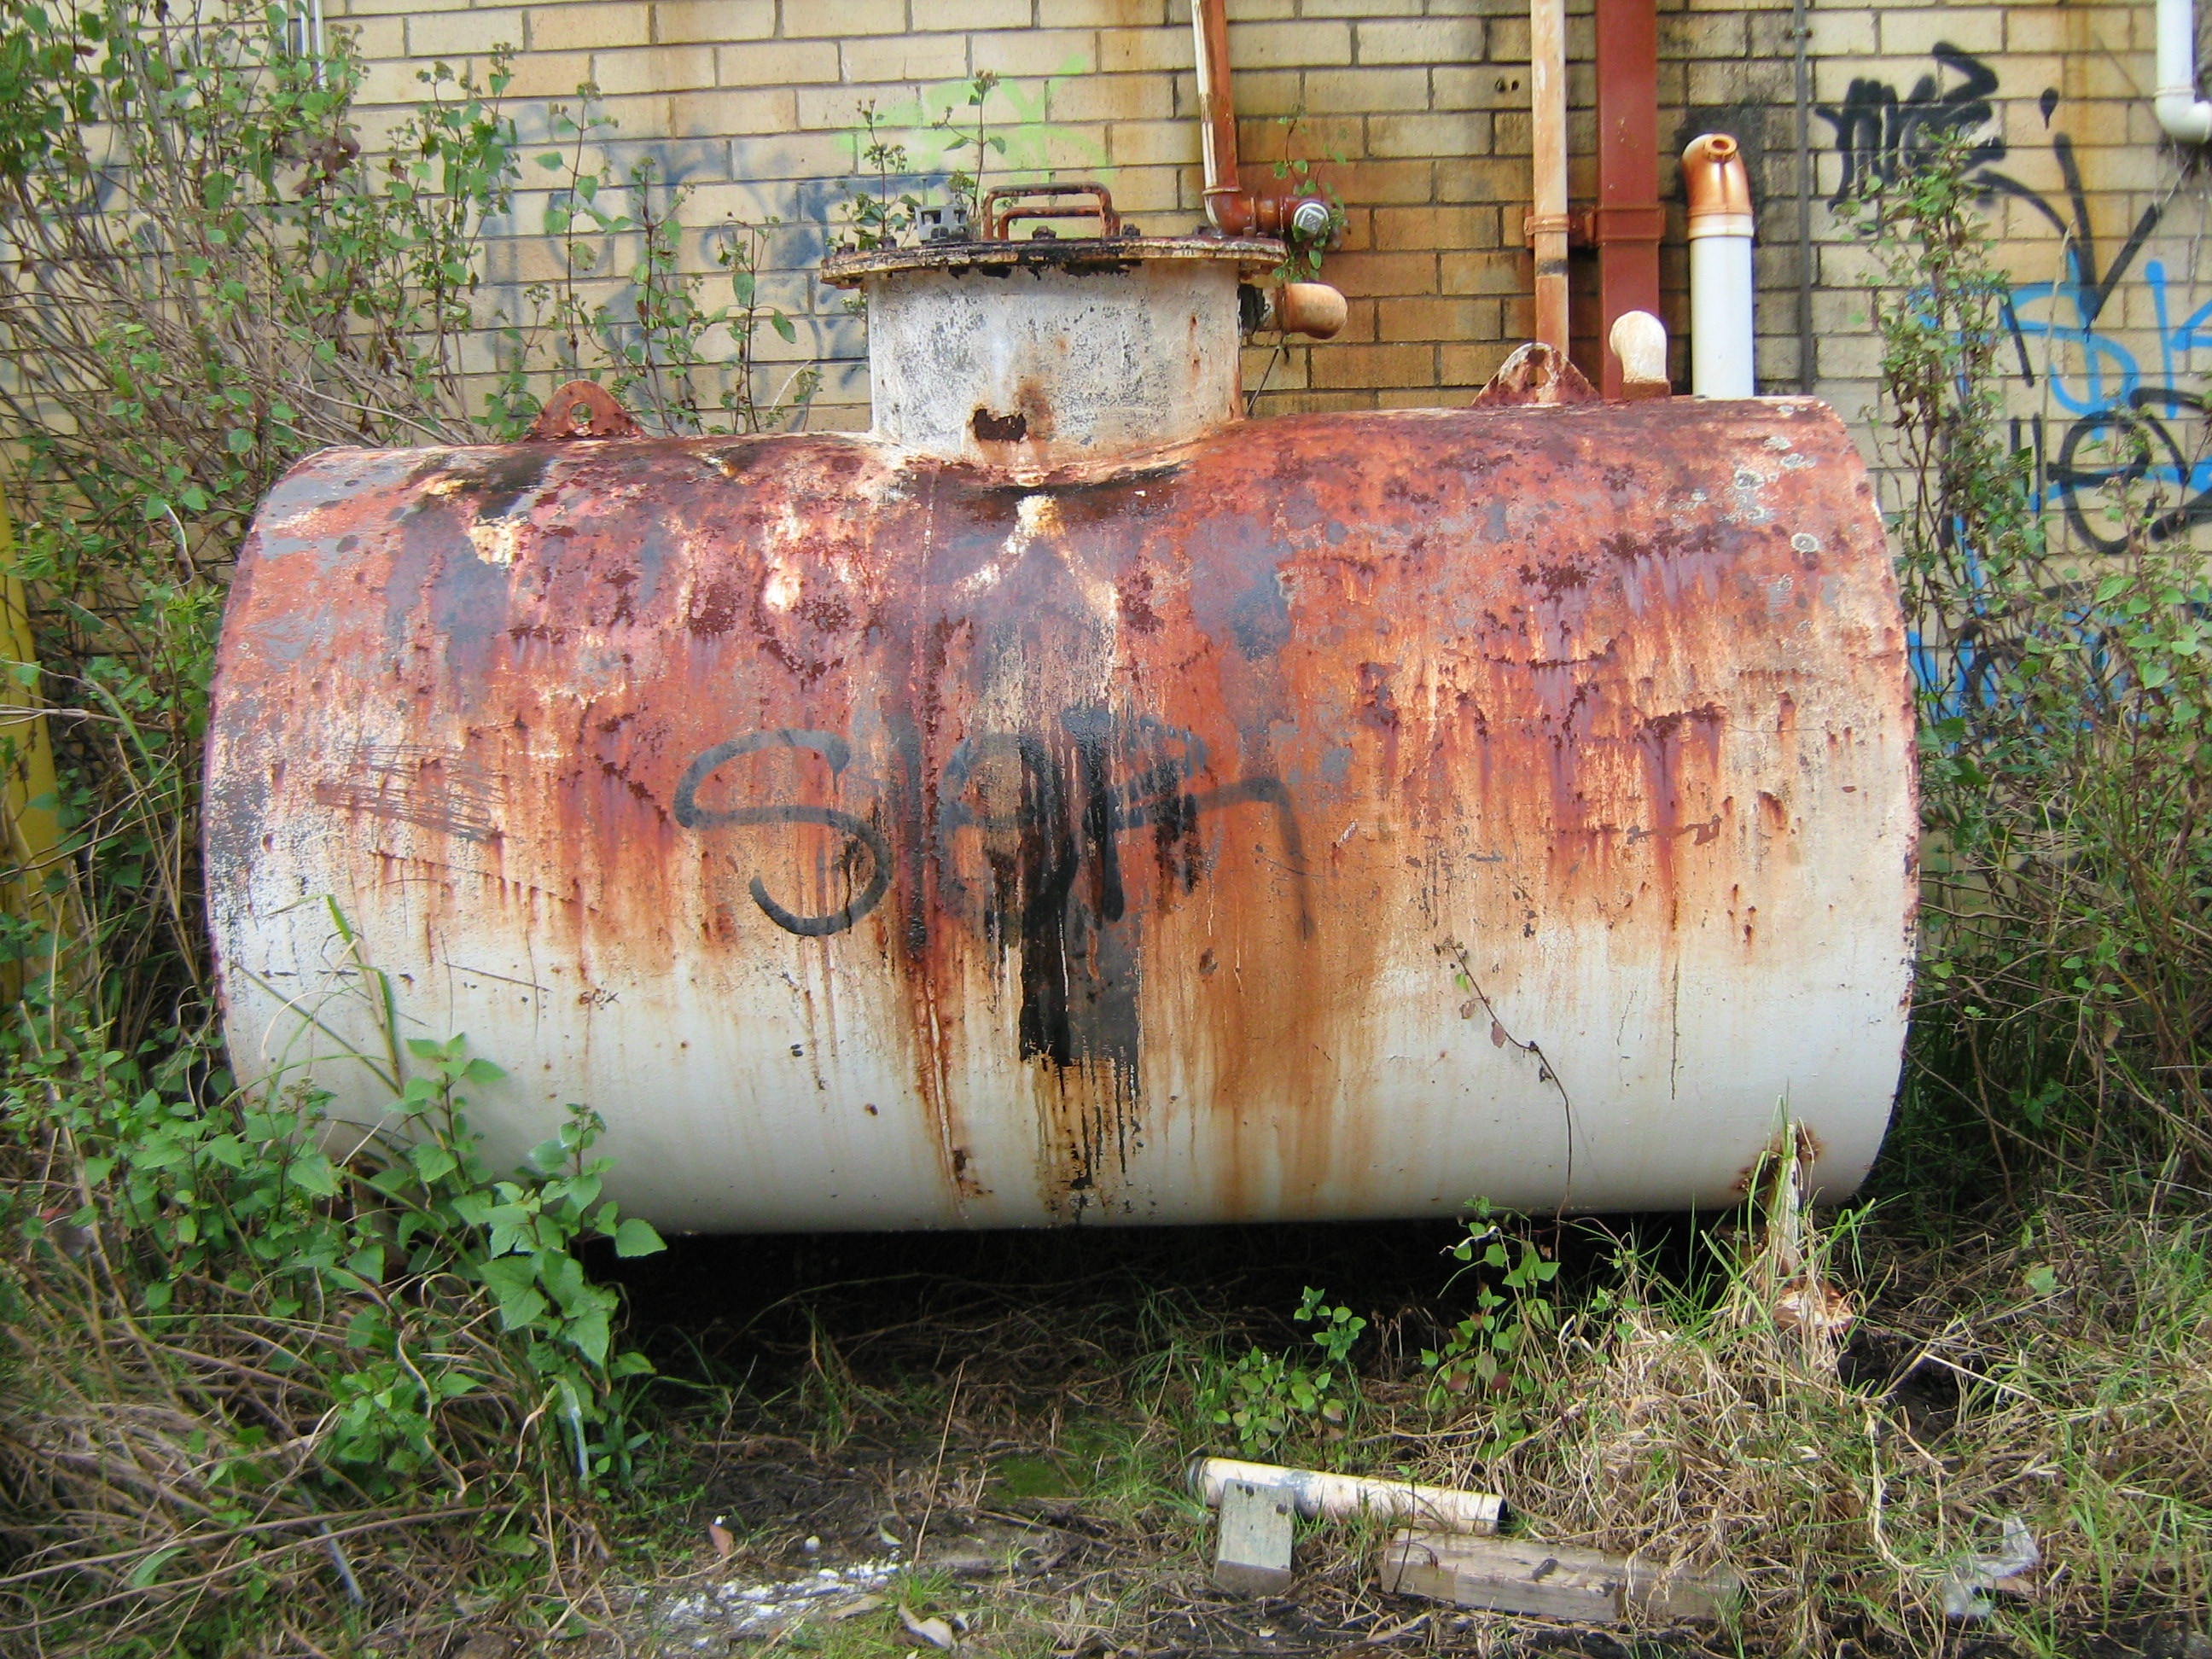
1680, 133, 1754, 240
1267, 282, 1348, 339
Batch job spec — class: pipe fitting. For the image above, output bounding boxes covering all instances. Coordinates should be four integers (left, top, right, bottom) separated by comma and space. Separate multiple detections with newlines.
1266, 282, 1348, 339
1681, 133, 1755, 239
1190, 0, 1335, 241
2157, 0, 2212, 141
1289, 198, 1336, 241
1608, 310, 1670, 399
1680, 134, 1756, 399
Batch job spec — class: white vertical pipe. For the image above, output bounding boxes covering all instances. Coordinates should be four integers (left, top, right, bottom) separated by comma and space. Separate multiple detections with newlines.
1688, 236, 1755, 398
1681, 134, 1756, 399
2157, 0, 2212, 143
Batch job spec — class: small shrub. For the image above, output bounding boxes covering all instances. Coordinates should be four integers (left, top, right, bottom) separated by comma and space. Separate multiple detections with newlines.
1196, 1286, 1365, 1455
0, 3, 796, 1648
0, 999, 667, 1650
1419, 1199, 1559, 1428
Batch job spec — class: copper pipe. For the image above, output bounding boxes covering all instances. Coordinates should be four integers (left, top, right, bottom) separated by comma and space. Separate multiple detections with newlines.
1189, 0, 1332, 240
1267, 282, 1349, 338
1528, 0, 1570, 353
1191, 0, 1250, 234
1681, 132, 1755, 229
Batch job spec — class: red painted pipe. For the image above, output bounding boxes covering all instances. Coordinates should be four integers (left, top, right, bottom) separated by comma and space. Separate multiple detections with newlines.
1592, 0, 1663, 397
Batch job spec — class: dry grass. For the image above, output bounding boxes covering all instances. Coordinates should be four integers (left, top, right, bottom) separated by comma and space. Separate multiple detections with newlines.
608, 1168, 2212, 1659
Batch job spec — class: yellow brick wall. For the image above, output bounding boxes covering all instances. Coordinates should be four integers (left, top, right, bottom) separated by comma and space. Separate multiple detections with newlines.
336, 0, 2212, 546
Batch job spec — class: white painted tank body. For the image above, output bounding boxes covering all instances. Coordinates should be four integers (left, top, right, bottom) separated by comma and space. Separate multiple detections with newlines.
205, 240, 1915, 1231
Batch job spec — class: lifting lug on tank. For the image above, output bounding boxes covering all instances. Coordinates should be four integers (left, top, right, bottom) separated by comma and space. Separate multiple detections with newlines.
527, 380, 642, 443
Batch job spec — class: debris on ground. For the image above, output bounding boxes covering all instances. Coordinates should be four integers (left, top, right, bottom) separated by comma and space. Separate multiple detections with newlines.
1198, 1456, 1509, 1600
650, 1557, 906, 1649
1212, 1476, 1298, 1595
899, 1601, 962, 1648
1192, 1456, 1504, 1530
1940, 1514, 2040, 1619
1379, 1529, 1738, 1624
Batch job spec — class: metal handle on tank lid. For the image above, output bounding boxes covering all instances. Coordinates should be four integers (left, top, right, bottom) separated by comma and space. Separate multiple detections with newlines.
981, 181, 1122, 241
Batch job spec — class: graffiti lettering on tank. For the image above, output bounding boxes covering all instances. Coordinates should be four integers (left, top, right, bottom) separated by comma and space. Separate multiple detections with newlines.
671, 731, 894, 937
676, 713, 1307, 944
674, 713, 1308, 1081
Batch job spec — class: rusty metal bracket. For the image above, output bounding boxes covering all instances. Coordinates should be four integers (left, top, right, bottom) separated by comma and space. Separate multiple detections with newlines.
1587, 204, 1667, 244
1522, 210, 1587, 251
981, 182, 1121, 242
1473, 341, 1599, 407
1522, 207, 1668, 251
528, 381, 643, 441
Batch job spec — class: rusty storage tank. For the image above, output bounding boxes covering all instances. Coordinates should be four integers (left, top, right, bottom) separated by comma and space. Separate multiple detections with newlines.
205, 219, 1915, 1231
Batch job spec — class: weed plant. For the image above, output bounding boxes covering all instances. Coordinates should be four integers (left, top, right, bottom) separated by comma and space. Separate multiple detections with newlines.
1847, 138, 2212, 1179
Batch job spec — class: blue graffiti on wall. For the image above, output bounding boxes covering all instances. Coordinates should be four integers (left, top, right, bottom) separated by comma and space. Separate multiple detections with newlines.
1819, 47, 2212, 553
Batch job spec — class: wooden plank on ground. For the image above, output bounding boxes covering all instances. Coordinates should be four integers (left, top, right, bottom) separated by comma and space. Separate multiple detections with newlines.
1377, 1529, 1737, 1624
1214, 1480, 1296, 1596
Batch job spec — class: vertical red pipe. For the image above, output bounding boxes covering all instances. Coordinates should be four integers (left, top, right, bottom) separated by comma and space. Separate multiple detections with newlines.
1593, 0, 1662, 397
1191, 0, 1250, 233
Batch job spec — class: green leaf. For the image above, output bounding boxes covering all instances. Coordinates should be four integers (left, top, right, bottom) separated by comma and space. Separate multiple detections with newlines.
288, 1154, 340, 1197
127, 1545, 184, 1589
613, 1216, 665, 1258
771, 311, 796, 343
495, 1284, 548, 1330
567, 1307, 612, 1366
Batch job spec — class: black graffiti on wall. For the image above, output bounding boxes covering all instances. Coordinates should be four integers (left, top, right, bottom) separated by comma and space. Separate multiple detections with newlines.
1815, 42, 2005, 203
2024, 393, 2212, 554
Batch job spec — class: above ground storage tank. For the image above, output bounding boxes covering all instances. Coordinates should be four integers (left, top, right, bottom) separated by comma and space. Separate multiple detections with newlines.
205, 231, 1915, 1231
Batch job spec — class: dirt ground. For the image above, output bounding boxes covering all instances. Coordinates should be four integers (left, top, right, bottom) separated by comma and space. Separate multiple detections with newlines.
565, 1220, 2210, 1659
599, 1219, 1674, 1659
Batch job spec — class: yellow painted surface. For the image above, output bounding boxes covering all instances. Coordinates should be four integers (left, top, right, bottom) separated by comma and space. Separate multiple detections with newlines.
0, 493, 66, 987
